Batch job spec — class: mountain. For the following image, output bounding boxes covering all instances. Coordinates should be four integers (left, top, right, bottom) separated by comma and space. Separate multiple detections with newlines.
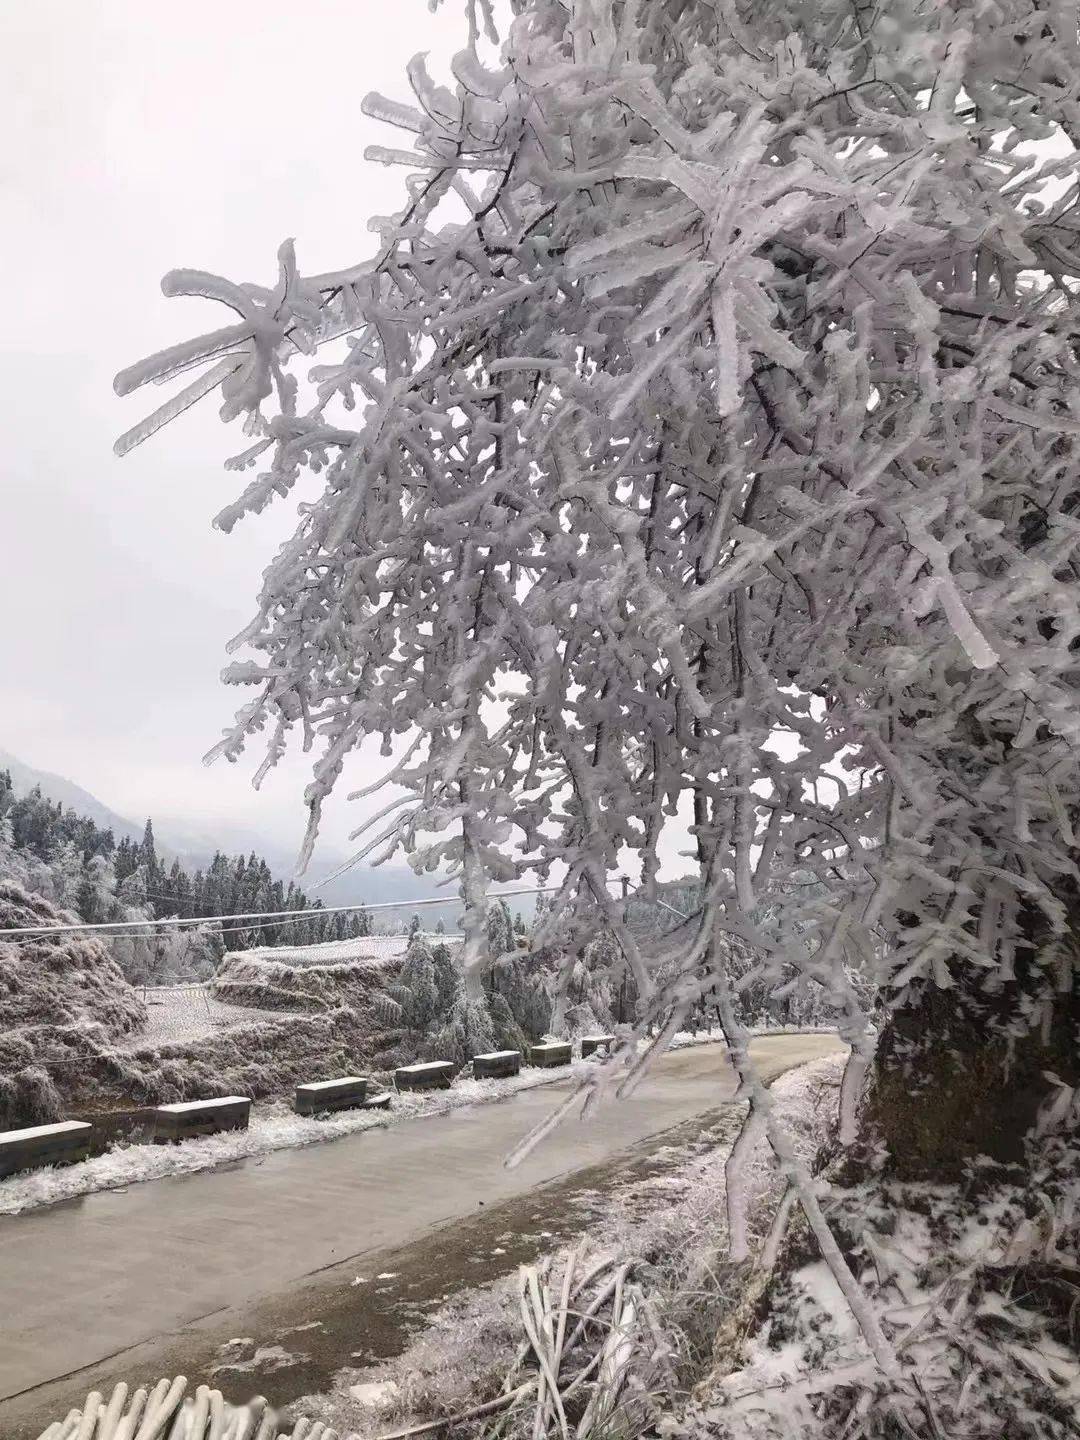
0, 746, 462, 923
0, 746, 145, 846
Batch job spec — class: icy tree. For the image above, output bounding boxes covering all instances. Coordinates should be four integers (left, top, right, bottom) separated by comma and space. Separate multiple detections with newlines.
485, 897, 515, 961
382, 932, 514, 1060
432, 987, 498, 1064
386, 932, 441, 1033
491, 942, 554, 1041
117, 0, 1080, 1376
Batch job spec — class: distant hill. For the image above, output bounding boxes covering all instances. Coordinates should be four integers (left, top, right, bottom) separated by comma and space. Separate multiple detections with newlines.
0, 746, 145, 847
0, 745, 465, 924
154, 813, 464, 917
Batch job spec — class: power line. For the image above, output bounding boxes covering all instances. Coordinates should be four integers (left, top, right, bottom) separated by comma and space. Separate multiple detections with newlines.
141, 889, 368, 916
2, 884, 567, 940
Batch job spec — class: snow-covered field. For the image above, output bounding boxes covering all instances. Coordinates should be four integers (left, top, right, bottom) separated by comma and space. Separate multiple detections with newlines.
126, 984, 304, 1048
232, 932, 462, 969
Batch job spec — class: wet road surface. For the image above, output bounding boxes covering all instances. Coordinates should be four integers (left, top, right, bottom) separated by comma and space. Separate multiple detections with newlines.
0, 1033, 842, 1437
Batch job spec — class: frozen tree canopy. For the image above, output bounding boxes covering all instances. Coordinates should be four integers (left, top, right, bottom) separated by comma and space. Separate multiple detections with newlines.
117, 0, 1080, 1247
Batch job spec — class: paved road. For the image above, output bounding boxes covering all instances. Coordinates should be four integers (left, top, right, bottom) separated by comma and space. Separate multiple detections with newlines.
0, 1033, 841, 1431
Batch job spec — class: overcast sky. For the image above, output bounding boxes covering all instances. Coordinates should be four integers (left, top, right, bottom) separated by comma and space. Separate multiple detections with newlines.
1, 3, 702, 892
0, 2, 469, 863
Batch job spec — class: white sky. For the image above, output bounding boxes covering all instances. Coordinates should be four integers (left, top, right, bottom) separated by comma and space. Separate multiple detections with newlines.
0, 1, 467, 859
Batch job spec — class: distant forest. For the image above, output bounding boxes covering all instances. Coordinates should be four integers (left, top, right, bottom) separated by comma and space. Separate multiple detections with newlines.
0, 769, 372, 982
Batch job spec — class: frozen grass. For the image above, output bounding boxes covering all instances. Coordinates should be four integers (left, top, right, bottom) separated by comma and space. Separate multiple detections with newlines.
3, 1004, 387, 1124
0, 1059, 595, 1216
211, 952, 403, 1013
699, 1108, 1080, 1440
1, 882, 148, 1128
0, 882, 145, 1039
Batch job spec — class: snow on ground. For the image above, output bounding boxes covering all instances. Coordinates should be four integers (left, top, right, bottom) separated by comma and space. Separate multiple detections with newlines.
708, 1146, 1080, 1438
212, 1340, 312, 1378
233, 932, 462, 968
125, 985, 305, 1048
0, 1060, 598, 1216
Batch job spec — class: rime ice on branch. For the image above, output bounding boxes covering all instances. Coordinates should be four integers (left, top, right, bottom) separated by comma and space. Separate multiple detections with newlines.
116, 0, 1080, 1372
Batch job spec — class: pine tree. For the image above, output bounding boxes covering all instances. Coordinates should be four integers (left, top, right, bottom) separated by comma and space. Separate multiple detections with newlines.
391, 933, 440, 1033
0, 775, 335, 975
485, 898, 514, 962
430, 941, 459, 1018
433, 991, 496, 1067
114, 836, 138, 884
140, 818, 157, 873
76, 853, 118, 925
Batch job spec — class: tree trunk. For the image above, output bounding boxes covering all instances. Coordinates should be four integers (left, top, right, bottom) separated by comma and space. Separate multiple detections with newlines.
869, 903, 1080, 1178
463, 965, 485, 1004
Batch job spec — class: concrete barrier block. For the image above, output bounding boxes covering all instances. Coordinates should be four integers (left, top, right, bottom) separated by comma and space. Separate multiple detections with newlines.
473, 1050, 522, 1079
528, 1041, 572, 1068
152, 1096, 251, 1143
295, 1075, 369, 1115
0, 1120, 93, 1178
581, 1035, 616, 1058
395, 1061, 455, 1092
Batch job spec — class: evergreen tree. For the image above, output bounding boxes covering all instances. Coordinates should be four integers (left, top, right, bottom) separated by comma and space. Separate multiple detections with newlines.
0, 778, 338, 973
432, 991, 496, 1067
487, 991, 528, 1055
140, 818, 157, 874
491, 951, 553, 1042
117, 862, 148, 911
430, 941, 460, 1017
76, 853, 118, 925
485, 899, 514, 962
392, 934, 440, 1032
113, 836, 135, 884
